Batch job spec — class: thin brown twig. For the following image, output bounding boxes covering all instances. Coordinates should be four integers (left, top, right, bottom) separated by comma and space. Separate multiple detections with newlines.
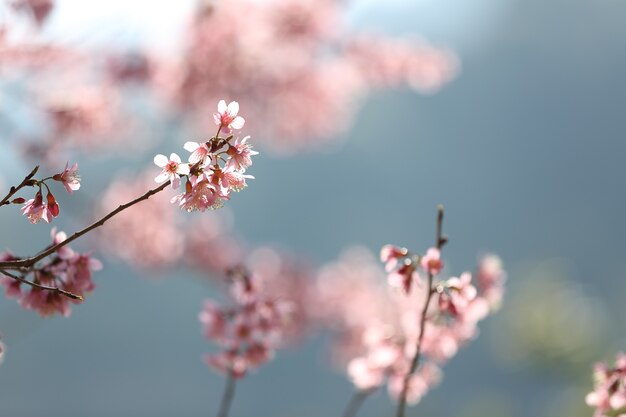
395, 205, 446, 417
216, 371, 237, 417
0, 268, 82, 300
0, 165, 39, 207
341, 390, 371, 417
0, 180, 171, 270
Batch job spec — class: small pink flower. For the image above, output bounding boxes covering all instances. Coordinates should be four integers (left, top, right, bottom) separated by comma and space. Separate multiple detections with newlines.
53, 162, 81, 193
421, 248, 443, 276
20, 191, 52, 224
226, 136, 258, 172
154, 153, 190, 189
214, 100, 245, 132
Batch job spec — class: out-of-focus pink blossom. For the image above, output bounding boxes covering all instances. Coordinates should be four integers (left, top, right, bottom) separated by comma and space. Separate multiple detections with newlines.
200, 271, 293, 378
586, 352, 626, 417
10, 0, 54, 26
154, 153, 190, 189
477, 253, 506, 309
438, 272, 477, 317
98, 173, 184, 269
380, 245, 408, 272
53, 162, 81, 193
421, 247, 443, 276
316, 247, 504, 406
214, 100, 245, 133
387, 363, 442, 405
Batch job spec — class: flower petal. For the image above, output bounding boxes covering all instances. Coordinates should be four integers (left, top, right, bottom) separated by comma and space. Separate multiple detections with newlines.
154, 154, 168, 168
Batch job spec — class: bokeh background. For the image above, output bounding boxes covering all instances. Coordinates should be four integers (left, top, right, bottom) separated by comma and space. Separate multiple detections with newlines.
2, 0, 626, 416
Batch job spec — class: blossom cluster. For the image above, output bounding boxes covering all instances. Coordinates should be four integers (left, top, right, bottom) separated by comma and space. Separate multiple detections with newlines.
154, 100, 257, 213
586, 352, 626, 417
199, 268, 293, 378
317, 247, 505, 405
10, 162, 80, 224
0, 228, 101, 317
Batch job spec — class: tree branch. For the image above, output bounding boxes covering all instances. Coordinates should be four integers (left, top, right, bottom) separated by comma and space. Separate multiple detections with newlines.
395, 205, 445, 417
0, 180, 170, 270
0, 165, 39, 207
0, 269, 82, 300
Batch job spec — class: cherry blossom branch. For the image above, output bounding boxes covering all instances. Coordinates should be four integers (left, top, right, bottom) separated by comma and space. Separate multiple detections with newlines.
341, 390, 372, 417
216, 372, 237, 417
395, 205, 446, 417
0, 180, 171, 270
0, 165, 39, 207
0, 268, 82, 300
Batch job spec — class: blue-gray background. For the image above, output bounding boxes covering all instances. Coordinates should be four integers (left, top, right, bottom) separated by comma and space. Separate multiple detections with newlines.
1, 0, 626, 415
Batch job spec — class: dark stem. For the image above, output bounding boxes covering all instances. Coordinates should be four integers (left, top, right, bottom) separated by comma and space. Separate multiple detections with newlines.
341, 390, 371, 417
216, 372, 237, 417
0, 165, 39, 207
0, 180, 171, 270
395, 205, 445, 417
0, 269, 82, 300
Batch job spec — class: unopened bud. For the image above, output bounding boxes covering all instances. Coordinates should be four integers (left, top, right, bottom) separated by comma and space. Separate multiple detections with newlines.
46, 192, 60, 217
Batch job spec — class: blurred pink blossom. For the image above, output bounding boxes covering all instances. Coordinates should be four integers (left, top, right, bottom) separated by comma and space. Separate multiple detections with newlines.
586, 352, 626, 417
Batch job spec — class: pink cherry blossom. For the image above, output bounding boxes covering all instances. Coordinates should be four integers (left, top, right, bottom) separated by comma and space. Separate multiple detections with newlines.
53, 162, 81, 193
214, 100, 245, 133
153, 153, 190, 189
226, 136, 258, 172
